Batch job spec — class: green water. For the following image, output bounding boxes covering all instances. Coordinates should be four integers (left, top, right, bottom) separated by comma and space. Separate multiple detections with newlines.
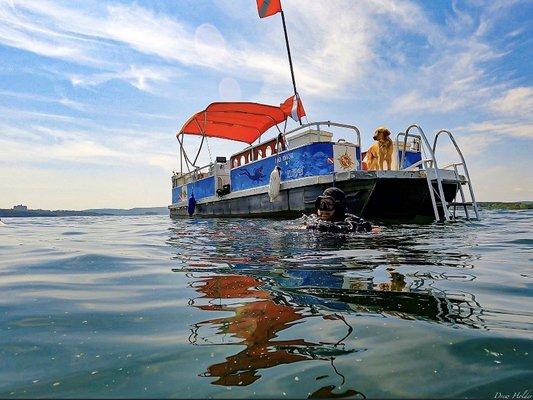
0, 210, 531, 398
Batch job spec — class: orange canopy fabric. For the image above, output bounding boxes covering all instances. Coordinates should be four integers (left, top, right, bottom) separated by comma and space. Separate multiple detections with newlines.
178, 102, 287, 144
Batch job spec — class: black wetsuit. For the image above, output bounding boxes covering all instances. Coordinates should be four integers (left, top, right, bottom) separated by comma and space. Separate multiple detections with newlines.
305, 213, 372, 233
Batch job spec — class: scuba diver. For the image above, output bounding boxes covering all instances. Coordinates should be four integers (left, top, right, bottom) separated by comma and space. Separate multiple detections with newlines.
305, 187, 373, 233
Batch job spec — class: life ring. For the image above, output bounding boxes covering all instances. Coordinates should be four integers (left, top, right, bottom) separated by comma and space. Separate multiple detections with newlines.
268, 166, 281, 202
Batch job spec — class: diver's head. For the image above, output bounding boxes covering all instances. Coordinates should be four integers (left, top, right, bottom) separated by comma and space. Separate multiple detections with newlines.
315, 187, 346, 221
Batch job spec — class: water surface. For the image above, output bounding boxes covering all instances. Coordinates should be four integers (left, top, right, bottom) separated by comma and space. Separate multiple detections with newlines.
0, 210, 532, 398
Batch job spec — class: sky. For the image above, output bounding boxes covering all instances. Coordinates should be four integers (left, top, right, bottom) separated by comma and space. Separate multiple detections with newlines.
0, 0, 531, 210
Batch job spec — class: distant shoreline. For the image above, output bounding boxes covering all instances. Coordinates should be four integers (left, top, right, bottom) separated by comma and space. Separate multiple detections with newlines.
477, 202, 532, 210
0, 207, 168, 218
1, 203, 531, 218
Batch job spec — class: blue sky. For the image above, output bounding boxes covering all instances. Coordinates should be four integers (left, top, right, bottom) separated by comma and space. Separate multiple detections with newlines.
0, 0, 531, 209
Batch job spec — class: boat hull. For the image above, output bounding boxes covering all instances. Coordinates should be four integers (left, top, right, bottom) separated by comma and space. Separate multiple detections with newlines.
169, 172, 459, 222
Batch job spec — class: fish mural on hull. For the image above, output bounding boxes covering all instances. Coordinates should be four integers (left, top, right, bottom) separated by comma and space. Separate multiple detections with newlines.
230, 143, 335, 191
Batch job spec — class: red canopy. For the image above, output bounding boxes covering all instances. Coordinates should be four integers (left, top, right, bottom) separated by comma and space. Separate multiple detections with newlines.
177, 102, 287, 144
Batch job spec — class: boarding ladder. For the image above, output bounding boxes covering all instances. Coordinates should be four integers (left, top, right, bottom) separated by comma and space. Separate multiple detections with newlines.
397, 125, 479, 222
433, 130, 480, 221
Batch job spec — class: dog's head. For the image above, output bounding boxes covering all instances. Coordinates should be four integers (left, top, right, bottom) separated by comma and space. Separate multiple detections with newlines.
373, 126, 391, 142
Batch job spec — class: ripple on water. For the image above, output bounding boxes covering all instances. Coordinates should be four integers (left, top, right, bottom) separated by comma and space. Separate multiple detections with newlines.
0, 211, 531, 398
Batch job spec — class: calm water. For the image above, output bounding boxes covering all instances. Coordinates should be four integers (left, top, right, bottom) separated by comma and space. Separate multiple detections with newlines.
0, 210, 532, 398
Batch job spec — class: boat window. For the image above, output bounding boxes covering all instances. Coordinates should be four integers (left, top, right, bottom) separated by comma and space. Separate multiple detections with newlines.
257, 149, 263, 159
240, 155, 246, 165
265, 146, 272, 157
233, 159, 239, 168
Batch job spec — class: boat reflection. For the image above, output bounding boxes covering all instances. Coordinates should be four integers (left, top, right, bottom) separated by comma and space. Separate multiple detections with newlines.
179, 263, 484, 391
266, 268, 484, 328
168, 221, 486, 392
188, 274, 358, 387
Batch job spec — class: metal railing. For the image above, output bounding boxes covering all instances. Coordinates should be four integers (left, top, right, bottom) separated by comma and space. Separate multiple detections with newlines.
173, 162, 214, 188
402, 125, 451, 221
395, 125, 480, 222
284, 121, 361, 149
284, 121, 362, 168
432, 130, 480, 220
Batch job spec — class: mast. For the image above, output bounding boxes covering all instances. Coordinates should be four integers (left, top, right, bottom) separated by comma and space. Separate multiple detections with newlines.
179, 133, 183, 174
279, 6, 301, 125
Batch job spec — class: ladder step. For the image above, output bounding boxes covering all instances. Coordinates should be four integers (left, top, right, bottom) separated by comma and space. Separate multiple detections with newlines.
448, 202, 473, 206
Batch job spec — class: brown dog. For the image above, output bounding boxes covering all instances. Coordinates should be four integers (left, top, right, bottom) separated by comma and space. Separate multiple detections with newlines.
365, 126, 393, 170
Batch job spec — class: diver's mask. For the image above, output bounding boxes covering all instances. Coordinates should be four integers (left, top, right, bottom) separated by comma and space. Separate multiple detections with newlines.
315, 196, 336, 212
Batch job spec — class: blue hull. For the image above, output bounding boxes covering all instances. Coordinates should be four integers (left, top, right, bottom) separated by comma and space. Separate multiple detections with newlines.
169, 174, 459, 222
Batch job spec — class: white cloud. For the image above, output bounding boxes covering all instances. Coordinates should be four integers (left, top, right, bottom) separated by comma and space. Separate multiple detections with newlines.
0, 0, 527, 108
489, 87, 533, 118
70, 65, 179, 92
456, 121, 533, 139
0, 105, 85, 123
57, 97, 88, 112
0, 90, 89, 111
0, 1, 109, 65
0, 0, 430, 97
390, 39, 503, 114
434, 133, 501, 160
0, 121, 177, 171
384, 1, 530, 117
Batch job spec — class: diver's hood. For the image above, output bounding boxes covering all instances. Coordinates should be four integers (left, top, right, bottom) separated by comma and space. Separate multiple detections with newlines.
315, 187, 347, 221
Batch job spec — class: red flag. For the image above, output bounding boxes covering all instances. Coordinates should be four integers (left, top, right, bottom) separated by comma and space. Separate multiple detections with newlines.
256, 0, 282, 18
280, 94, 306, 122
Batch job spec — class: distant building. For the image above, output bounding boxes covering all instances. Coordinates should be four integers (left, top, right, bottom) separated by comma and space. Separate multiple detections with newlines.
13, 205, 28, 211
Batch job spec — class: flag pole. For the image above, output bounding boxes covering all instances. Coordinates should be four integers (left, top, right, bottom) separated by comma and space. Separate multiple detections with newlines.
280, 8, 302, 125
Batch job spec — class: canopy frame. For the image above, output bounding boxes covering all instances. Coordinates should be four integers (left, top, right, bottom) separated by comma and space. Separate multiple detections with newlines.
176, 102, 289, 174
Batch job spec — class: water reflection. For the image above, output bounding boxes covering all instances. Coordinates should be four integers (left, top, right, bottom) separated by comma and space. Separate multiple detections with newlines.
188, 274, 357, 388
168, 219, 489, 391
264, 268, 484, 328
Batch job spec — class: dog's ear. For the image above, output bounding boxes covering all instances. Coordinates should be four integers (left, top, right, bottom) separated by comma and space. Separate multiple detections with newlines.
383, 128, 391, 138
